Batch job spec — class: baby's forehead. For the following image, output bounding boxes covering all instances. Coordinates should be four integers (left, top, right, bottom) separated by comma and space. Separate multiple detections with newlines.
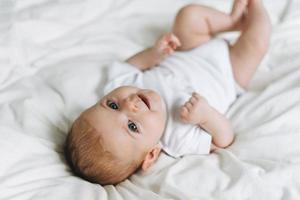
77, 102, 135, 140
73, 116, 109, 145
77, 111, 115, 138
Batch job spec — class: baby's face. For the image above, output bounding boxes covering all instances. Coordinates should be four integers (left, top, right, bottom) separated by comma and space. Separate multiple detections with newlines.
80, 86, 166, 161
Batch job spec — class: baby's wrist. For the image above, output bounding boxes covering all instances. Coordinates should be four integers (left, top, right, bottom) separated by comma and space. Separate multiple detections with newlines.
151, 46, 165, 61
198, 114, 209, 127
197, 103, 213, 126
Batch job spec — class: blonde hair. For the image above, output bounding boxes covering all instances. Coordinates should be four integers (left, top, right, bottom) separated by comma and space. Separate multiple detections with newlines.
64, 117, 143, 185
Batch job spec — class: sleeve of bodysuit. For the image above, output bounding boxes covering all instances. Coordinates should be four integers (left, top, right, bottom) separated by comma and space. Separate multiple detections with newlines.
103, 61, 142, 95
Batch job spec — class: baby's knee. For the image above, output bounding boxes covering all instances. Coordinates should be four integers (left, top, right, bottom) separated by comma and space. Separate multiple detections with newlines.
176, 4, 203, 18
177, 4, 199, 16
172, 4, 211, 50
173, 4, 203, 33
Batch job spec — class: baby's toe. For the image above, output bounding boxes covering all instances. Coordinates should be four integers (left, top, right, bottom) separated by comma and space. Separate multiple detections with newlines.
192, 92, 201, 99
192, 93, 208, 105
180, 106, 189, 122
189, 96, 198, 104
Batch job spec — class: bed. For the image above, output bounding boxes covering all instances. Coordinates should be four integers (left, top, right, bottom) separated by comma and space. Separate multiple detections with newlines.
1, 0, 300, 199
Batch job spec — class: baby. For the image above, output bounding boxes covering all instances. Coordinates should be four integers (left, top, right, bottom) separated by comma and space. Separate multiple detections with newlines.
64, 0, 271, 185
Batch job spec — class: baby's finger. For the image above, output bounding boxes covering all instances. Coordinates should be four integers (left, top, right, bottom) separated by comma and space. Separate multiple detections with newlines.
157, 35, 168, 47
163, 40, 169, 45
164, 33, 181, 48
184, 102, 193, 111
164, 47, 174, 55
180, 107, 189, 123
189, 96, 197, 104
169, 41, 178, 50
169, 33, 181, 47
180, 106, 188, 116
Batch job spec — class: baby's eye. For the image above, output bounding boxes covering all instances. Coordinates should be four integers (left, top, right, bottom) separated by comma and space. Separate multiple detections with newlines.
107, 100, 119, 110
128, 121, 139, 133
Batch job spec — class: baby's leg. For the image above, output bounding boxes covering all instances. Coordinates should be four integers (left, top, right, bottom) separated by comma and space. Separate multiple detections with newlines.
229, 0, 271, 89
172, 1, 247, 50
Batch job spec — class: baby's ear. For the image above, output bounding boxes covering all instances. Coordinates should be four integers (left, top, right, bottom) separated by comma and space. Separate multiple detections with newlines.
140, 144, 161, 172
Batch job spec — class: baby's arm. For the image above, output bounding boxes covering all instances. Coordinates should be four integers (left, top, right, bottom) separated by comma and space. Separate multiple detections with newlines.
126, 33, 181, 71
180, 93, 234, 148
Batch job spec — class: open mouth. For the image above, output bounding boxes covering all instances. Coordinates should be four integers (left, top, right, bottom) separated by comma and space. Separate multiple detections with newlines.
138, 94, 151, 110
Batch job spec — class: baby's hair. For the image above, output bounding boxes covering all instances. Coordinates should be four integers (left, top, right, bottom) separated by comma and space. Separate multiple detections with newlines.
64, 116, 142, 185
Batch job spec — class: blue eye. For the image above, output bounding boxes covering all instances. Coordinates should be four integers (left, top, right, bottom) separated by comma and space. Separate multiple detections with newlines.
128, 121, 139, 133
107, 100, 119, 110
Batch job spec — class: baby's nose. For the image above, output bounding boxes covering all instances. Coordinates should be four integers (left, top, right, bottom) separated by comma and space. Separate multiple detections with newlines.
124, 94, 143, 112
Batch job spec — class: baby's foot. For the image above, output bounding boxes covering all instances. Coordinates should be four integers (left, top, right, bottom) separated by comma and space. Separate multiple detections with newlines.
180, 92, 210, 125
230, 0, 248, 23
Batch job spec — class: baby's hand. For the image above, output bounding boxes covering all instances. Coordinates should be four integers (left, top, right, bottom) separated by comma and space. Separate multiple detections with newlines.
180, 92, 210, 125
154, 33, 181, 58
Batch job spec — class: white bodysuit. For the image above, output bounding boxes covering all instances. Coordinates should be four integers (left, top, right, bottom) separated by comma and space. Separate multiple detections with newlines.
104, 39, 242, 158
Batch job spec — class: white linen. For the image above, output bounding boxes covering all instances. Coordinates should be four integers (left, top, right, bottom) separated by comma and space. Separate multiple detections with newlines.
104, 39, 239, 157
1, 0, 300, 199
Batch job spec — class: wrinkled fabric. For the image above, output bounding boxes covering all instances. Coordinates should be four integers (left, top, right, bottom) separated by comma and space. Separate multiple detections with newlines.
1, 0, 300, 199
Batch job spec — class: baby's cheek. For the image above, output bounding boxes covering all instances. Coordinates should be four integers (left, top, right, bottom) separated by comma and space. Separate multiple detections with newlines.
147, 114, 165, 137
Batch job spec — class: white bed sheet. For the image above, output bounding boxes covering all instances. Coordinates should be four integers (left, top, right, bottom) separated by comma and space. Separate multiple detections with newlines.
1, 0, 300, 199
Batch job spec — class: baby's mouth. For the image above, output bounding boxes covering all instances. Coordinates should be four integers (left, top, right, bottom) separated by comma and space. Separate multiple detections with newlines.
138, 94, 151, 110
